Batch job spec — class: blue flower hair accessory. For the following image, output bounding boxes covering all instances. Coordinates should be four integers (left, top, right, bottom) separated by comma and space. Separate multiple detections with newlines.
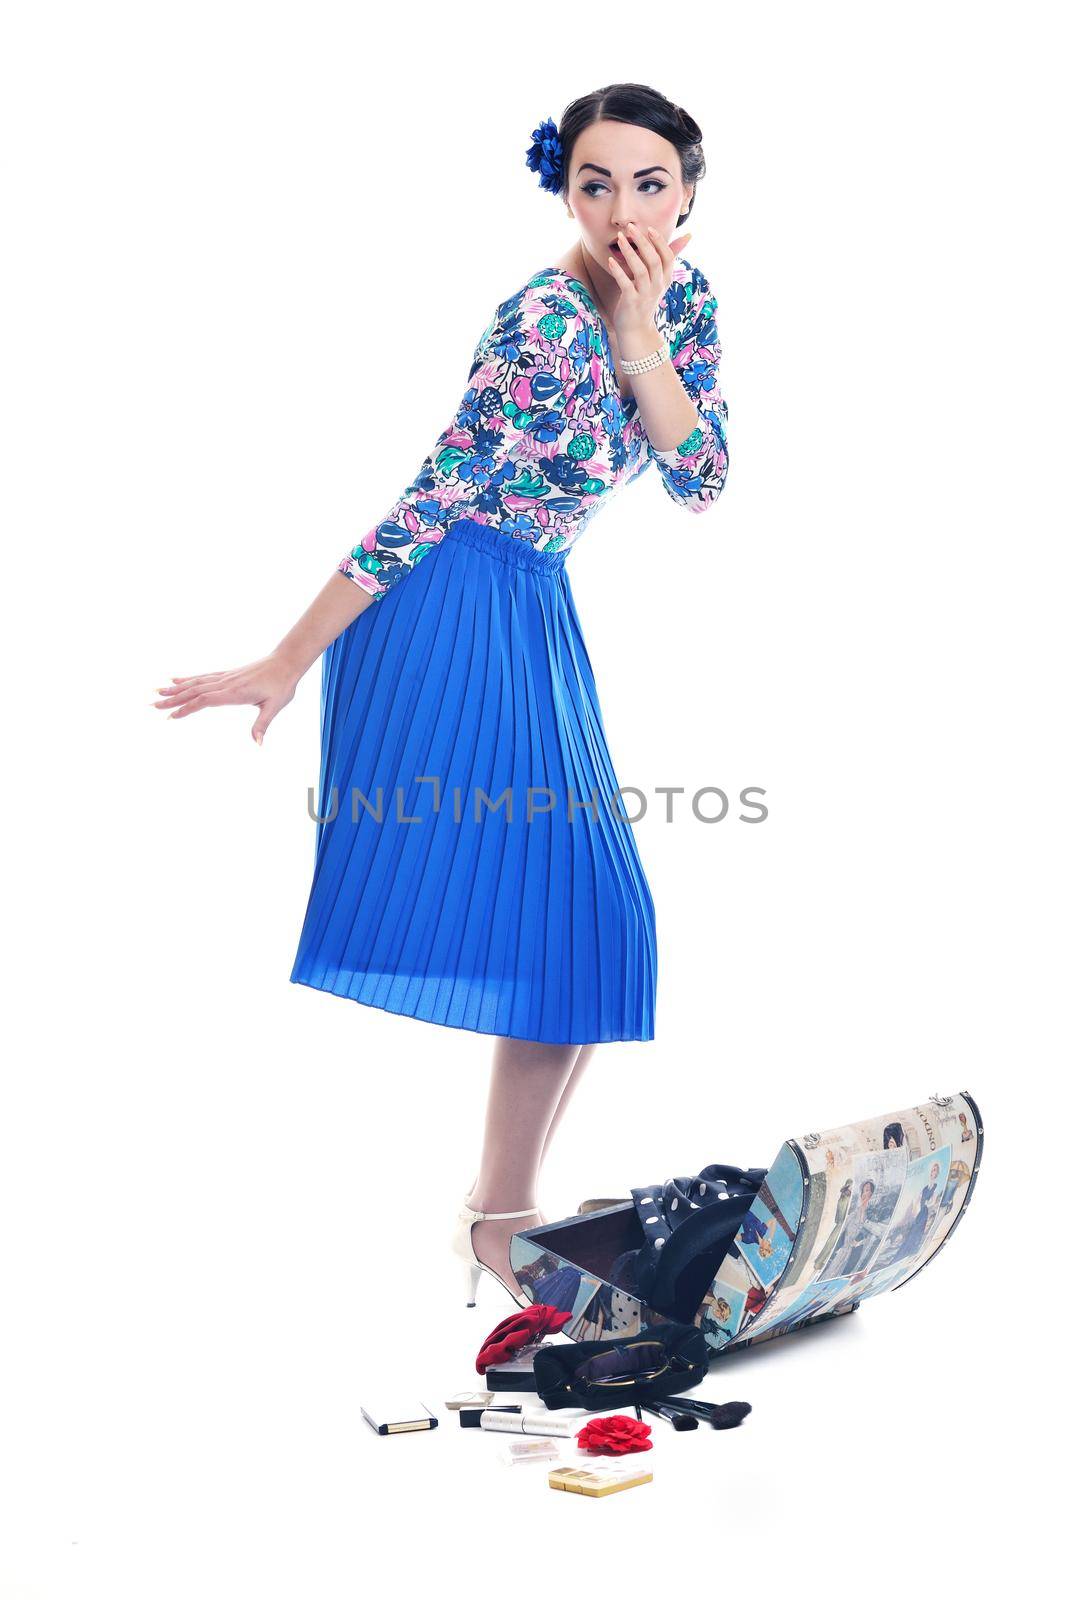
525, 117, 564, 195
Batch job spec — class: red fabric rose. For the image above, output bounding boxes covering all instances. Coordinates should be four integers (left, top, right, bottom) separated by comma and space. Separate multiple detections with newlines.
576, 1414, 653, 1455
475, 1303, 571, 1375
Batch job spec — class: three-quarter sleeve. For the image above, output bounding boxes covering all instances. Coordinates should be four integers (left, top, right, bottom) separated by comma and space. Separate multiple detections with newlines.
646, 265, 729, 512
336, 284, 584, 601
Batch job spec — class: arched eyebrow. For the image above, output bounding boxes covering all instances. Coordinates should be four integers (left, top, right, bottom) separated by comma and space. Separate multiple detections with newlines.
576, 163, 672, 179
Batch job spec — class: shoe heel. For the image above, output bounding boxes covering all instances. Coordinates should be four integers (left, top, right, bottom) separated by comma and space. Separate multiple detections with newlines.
451, 1197, 539, 1310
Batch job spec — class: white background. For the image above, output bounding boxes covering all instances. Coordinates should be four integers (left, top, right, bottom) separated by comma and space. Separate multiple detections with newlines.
2, 1, 1061, 1593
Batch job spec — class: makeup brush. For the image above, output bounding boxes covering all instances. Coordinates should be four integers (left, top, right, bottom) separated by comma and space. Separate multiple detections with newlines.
666, 1397, 752, 1429
641, 1400, 699, 1431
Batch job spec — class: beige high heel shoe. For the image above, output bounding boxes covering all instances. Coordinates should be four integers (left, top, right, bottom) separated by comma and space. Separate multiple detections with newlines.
452, 1200, 539, 1308
577, 1196, 630, 1214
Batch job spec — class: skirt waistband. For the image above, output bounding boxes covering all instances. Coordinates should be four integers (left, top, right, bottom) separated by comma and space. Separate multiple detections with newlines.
447, 517, 569, 573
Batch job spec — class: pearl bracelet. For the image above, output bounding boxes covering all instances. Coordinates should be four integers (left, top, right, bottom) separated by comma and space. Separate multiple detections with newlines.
618, 339, 670, 376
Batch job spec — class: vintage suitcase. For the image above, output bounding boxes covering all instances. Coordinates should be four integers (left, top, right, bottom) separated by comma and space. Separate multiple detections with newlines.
508, 1090, 982, 1354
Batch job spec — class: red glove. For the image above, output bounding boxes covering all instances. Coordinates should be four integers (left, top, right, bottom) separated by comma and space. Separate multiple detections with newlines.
475, 1303, 571, 1374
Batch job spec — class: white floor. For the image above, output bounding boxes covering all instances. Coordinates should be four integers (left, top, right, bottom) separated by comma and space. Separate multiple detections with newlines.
0, 1163, 1033, 1597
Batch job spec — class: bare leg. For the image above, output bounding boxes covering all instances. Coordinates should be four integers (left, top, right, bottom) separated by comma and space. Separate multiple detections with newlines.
537, 1042, 597, 1185
468, 1036, 581, 1297
464, 1042, 599, 1200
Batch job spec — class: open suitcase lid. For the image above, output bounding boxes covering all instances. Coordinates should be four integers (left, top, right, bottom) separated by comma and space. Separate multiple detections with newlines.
699, 1088, 983, 1353
509, 1089, 983, 1356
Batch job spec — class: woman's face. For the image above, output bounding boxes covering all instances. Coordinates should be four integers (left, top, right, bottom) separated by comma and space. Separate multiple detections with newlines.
564, 119, 692, 275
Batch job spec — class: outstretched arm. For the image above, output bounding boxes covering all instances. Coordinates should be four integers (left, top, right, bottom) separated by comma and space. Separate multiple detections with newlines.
155, 279, 581, 742
153, 570, 373, 744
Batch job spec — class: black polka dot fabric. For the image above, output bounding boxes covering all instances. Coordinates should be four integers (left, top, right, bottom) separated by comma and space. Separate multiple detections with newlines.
630, 1163, 768, 1246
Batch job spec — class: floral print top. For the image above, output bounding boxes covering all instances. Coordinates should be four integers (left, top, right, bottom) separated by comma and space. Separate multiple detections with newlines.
337, 257, 728, 600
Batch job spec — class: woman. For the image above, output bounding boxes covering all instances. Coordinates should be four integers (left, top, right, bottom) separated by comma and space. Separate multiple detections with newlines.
891, 1163, 942, 1267
821, 1179, 885, 1279
152, 82, 729, 1307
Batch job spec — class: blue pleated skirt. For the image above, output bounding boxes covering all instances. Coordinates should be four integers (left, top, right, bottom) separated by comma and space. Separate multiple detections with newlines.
289, 517, 657, 1044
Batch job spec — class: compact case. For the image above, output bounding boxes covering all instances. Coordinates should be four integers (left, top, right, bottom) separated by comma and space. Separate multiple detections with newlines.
508, 1090, 982, 1355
